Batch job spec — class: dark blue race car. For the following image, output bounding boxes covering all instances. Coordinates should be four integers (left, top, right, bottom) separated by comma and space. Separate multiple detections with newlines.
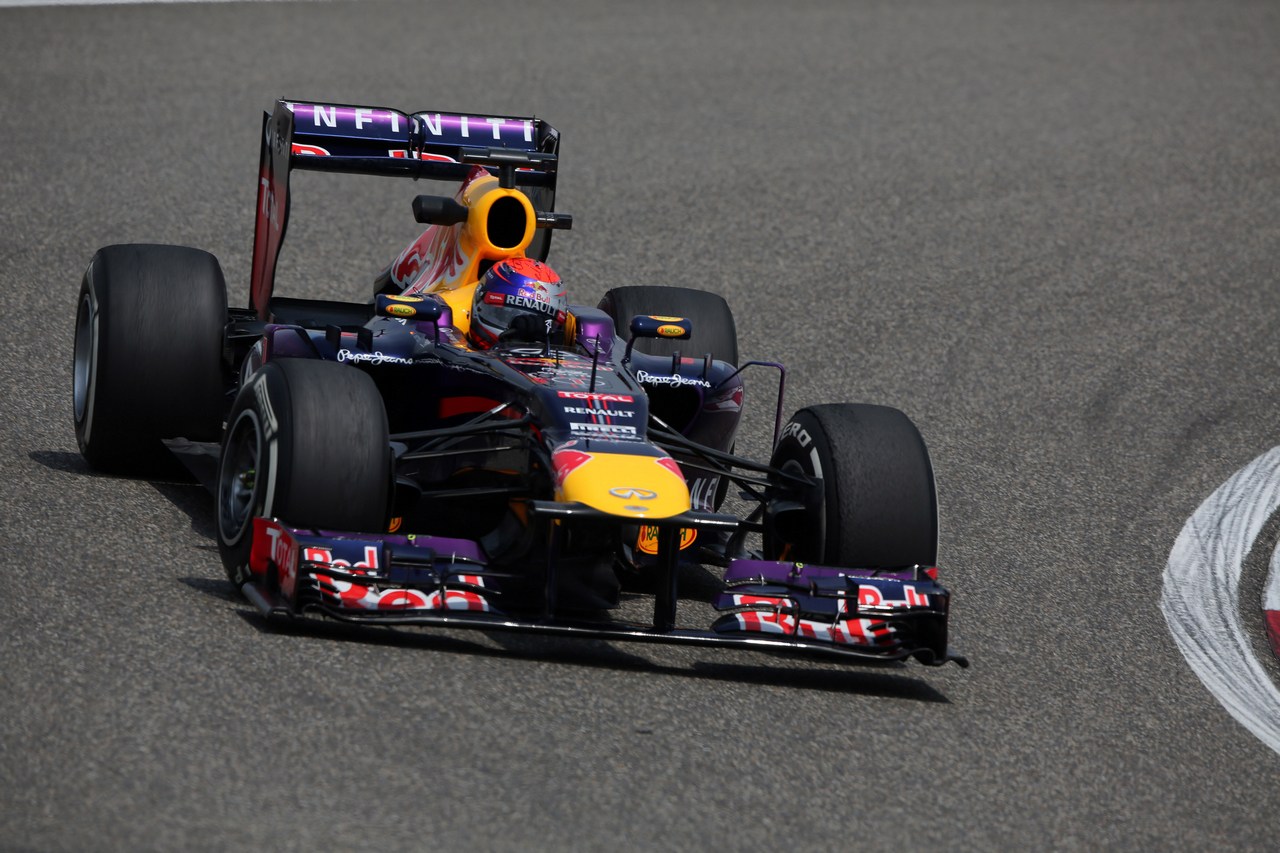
72, 99, 966, 668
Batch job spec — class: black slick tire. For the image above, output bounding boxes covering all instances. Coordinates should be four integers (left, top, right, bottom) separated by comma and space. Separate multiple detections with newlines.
768, 403, 937, 568
73, 244, 228, 474
216, 358, 391, 587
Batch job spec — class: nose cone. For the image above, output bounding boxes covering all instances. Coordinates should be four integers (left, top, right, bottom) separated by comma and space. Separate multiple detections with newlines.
554, 450, 690, 519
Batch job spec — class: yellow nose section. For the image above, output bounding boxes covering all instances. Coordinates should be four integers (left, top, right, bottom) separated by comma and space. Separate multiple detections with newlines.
557, 452, 691, 519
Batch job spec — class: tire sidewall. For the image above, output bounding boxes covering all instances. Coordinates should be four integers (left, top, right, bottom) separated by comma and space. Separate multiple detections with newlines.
769, 409, 832, 562
769, 404, 938, 568
217, 366, 288, 584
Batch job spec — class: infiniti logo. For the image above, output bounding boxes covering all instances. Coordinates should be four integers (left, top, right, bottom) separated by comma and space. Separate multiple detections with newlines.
609, 487, 657, 500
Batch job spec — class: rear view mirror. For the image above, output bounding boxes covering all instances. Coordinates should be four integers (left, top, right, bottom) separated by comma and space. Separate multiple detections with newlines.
628, 314, 692, 341
375, 294, 444, 323
623, 314, 693, 364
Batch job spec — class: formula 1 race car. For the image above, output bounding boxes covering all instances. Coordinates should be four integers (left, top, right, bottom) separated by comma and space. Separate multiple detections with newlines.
72, 99, 966, 668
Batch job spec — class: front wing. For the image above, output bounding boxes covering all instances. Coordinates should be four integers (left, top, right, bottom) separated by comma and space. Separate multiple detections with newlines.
243, 506, 968, 668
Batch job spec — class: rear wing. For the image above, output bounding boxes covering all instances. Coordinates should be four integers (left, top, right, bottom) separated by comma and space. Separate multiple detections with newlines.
250, 99, 560, 319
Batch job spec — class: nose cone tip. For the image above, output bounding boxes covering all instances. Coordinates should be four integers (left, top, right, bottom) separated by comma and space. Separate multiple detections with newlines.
557, 453, 690, 519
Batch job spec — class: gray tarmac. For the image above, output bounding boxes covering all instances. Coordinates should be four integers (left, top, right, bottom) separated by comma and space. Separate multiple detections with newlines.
2, 1, 1279, 849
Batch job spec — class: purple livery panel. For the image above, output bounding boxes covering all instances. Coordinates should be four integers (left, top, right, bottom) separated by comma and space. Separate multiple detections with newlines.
713, 558, 949, 649
285, 101, 550, 161
249, 519, 494, 613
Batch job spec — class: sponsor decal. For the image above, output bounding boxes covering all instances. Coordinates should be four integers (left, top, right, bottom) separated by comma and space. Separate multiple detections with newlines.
609, 487, 657, 500
635, 525, 698, 555
657, 324, 686, 338
795, 615, 896, 646
635, 370, 711, 389
730, 594, 796, 635
377, 590, 430, 608
263, 524, 298, 589
336, 349, 413, 366
337, 585, 492, 612
290, 143, 330, 157
855, 584, 930, 609
288, 103, 406, 133
308, 545, 381, 609
386, 294, 425, 303
516, 282, 550, 301
725, 594, 898, 646
648, 315, 685, 322
266, 116, 285, 156
689, 476, 719, 512
249, 379, 277, 438
562, 406, 636, 418
258, 177, 281, 230
505, 294, 560, 316
305, 546, 380, 571
307, 547, 491, 612
387, 304, 417, 318
414, 113, 536, 143
436, 575, 490, 611
780, 421, 812, 446
557, 391, 634, 403
249, 373, 279, 436
904, 586, 931, 607
570, 423, 638, 437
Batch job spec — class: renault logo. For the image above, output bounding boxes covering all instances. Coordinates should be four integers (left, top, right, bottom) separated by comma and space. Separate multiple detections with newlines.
609, 487, 657, 500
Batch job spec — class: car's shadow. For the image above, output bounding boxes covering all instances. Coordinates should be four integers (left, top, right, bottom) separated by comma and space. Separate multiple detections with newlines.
41, 449, 954, 703
33, 449, 219, 538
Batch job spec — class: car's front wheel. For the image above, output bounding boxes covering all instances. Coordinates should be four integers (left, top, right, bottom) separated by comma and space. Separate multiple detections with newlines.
766, 403, 937, 568
216, 358, 392, 588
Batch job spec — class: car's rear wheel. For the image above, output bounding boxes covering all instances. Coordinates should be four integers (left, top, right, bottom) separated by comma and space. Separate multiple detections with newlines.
598, 285, 738, 365
767, 403, 937, 568
216, 358, 392, 588
73, 244, 227, 474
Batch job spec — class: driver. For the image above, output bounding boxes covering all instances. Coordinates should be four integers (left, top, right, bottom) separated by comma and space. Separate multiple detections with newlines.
469, 257, 568, 349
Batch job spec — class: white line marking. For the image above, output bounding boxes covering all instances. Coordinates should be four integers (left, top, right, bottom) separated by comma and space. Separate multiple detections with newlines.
1268, 533, 1280, 612
1162, 447, 1280, 755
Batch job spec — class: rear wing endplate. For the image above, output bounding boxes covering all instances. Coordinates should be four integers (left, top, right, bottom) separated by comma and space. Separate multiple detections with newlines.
250, 99, 560, 319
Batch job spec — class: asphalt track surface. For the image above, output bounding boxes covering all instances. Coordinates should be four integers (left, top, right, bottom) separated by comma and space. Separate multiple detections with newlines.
3, 1, 1279, 850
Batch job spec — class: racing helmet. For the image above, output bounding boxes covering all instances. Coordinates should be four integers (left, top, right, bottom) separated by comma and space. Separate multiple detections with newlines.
471, 257, 567, 348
